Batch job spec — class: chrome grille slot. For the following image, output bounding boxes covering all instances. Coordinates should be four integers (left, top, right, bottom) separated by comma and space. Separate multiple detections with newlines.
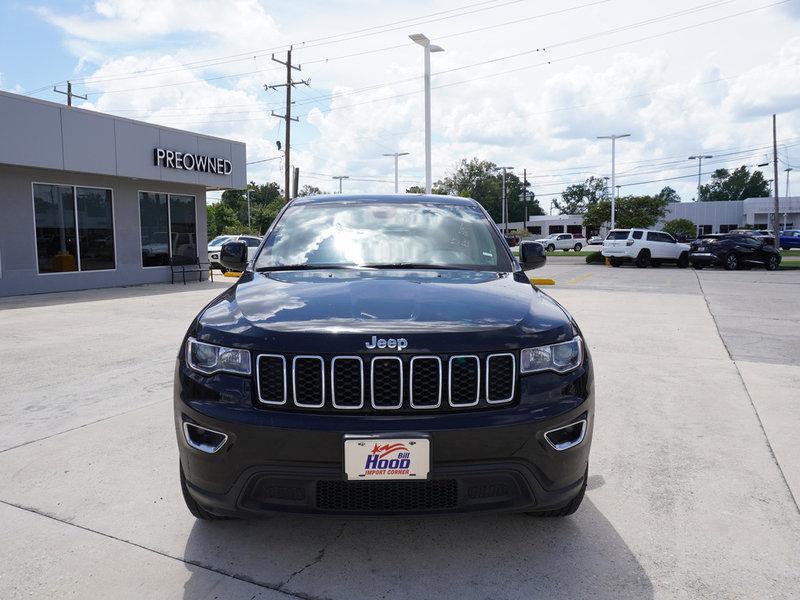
256, 354, 287, 405
370, 357, 403, 409
292, 356, 325, 408
448, 355, 480, 407
486, 353, 515, 404
331, 356, 364, 409
410, 356, 442, 409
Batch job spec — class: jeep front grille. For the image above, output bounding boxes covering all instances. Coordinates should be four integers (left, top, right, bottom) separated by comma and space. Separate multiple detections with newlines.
256, 351, 517, 413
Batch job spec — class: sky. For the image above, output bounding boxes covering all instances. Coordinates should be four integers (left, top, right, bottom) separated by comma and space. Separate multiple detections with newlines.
1, 0, 799, 211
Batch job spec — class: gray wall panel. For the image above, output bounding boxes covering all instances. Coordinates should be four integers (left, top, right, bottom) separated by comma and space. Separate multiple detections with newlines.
62, 108, 117, 175
157, 130, 200, 185
230, 142, 247, 189
0, 94, 63, 170
114, 120, 162, 180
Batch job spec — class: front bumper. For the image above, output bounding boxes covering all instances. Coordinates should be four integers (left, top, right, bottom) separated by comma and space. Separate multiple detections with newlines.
174, 360, 593, 517
689, 252, 718, 266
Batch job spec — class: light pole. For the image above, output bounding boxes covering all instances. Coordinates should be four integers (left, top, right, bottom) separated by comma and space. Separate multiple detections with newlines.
786, 167, 793, 199
245, 189, 252, 229
409, 33, 444, 194
688, 154, 713, 200
332, 175, 349, 194
496, 166, 514, 232
383, 152, 410, 193
598, 134, 630, 230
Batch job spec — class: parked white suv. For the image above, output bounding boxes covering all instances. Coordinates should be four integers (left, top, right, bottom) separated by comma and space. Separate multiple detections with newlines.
536, 233, 584, 252
602, 229, 690, 268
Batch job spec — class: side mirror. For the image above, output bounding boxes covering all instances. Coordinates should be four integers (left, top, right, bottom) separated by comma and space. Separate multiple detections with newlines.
519, 241, 546, 270
219, 240, 248, 272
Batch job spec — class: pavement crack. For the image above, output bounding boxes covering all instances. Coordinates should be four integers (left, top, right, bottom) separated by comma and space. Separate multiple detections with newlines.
693, 270, 800, 515
0, 499, 318, 600
279, 521, 348, 590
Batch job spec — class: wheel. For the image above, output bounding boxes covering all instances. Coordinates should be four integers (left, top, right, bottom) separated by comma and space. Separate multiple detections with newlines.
723, 252, 739, 271
546, 244, 555, 252
609, 257, 621, 267
765, 255, 779, 271
574, 243, 583, 252
180, 463, 228, 520
692, 263, 704, 270
677, 252, 690, 268
527, 466, 587, 517
635, 250, 650, 268
219, 266, 228, 274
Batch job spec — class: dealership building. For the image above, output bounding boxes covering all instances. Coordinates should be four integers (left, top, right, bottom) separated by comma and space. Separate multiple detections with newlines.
0, 90, 246, 298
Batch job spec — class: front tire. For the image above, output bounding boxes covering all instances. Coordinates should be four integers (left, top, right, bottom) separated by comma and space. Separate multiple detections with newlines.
724, 252, 739, 271
765, 255, 779, 271
574, 243, 583, 251
546, 244, 555, 252
677, 252, 690, 268
527, 466, 587, 517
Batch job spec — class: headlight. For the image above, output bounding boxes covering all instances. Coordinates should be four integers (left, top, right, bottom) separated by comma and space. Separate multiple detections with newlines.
186, 338, 251, 376
520, 337, 582, 374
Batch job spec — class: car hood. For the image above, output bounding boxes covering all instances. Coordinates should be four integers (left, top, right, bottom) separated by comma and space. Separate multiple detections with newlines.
195, 269, 576, 353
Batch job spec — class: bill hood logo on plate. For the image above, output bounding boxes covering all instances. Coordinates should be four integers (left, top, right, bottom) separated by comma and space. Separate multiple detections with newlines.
365, 336, 408, 350
364, 443, 411, 470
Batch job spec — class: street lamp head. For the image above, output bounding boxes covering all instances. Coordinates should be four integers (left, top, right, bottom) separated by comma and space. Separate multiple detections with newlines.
409, 33, 430, 46
430, 44, 445, 53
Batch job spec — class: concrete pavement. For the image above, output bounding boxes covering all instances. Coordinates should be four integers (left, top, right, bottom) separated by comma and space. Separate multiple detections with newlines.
1, 267, 799, 599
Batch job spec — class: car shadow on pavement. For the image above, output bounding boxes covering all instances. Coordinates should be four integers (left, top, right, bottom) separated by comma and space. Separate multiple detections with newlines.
181, 497, 653, 600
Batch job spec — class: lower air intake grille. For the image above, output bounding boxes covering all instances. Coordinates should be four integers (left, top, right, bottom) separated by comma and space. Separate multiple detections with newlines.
316, 480, 458, 512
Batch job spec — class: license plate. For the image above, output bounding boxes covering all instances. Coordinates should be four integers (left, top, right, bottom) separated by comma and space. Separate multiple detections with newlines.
698, 246, 706, 251
344, 438, 429, 480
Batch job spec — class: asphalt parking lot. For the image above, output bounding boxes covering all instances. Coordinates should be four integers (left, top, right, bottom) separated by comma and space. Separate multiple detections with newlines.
1, 265, 799, 599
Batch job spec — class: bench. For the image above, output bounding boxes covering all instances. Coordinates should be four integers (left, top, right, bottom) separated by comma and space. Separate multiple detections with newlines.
170, 257, 213, 284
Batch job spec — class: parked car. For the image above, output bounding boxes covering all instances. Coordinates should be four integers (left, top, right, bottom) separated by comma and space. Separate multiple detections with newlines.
588, 236, 604, 245
535, 233, 584, 252
176, 194, 593, 519
729, 229, 775, 245
208, 235, 261, 272
601, 229, 690, 268
690, 234, 781, 270
779, 230, 800, 250
504, 234, 520, 247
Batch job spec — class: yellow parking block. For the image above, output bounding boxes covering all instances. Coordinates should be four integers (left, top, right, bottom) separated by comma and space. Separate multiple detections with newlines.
223, 271, 243, 277
531, 278, 556, 286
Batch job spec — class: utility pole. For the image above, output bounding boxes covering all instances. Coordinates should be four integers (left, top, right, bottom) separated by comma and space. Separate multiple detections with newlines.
522, 169, 529, 229
332, 175, 349, 194
410, 34, 444, 194
772, 114, 780, 239
53, 81, 86, 107
383, 152, 410, 193
266, 47, 309, 201
598, 134, 630, 230
688, 154, 713, 200
497, 166, 514, 232
246, 189, 252, 229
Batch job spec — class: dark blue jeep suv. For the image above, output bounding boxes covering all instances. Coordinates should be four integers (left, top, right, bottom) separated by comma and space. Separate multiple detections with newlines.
174, 194, 593, 518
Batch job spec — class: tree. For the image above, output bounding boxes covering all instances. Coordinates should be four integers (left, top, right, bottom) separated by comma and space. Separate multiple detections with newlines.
656, 186, 681, 203
583, 194, 669, 230
297, 184, 326, 197
663, 218, 696, 239
405, 185, 426, 194
698, 166, 770, 201
207, 202, 240, 238
553, 176, 608, 215
432, 158, 543, 223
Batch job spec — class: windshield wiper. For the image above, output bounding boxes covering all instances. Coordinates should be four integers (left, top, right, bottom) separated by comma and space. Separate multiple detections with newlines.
358, 263, 469, 270
256, 263, 356, 272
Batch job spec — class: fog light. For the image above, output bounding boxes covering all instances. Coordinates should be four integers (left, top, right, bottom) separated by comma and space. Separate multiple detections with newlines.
183, 422, 228, 453
544, 419, 587, 451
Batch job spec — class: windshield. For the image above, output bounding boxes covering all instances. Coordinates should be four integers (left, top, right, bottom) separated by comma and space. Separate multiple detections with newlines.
209, 236, 232, 246
606, 230, 630, 240
254, 201, 512, 271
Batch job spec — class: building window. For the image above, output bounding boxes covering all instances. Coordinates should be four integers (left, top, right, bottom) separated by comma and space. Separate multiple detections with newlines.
33, 183, 115, 273
548, 225, 565, 234
698, 225, 712, 235
139, 192, 197, 267
566, 225, 583, 234
528, 226, 542, 235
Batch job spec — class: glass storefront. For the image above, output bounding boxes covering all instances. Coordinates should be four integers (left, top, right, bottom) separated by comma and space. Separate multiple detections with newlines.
138, 192, 197, 267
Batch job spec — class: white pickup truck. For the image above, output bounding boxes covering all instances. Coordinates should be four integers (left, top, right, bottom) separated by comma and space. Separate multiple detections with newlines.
601, 229, 690, 268
535, 233, 584, 252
